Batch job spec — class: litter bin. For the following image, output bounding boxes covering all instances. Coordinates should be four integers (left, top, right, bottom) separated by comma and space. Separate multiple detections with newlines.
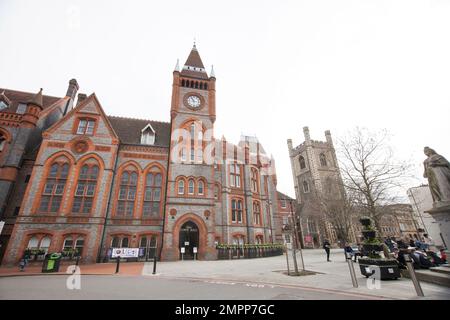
42, 253, 62, 273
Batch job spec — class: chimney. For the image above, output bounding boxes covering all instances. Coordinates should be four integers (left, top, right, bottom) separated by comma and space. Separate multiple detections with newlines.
66, 79, 79, 101
76, 93, 87, 106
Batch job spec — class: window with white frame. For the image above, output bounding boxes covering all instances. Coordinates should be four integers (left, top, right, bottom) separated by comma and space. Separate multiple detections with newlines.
141, 124, 156, 145
77, 119, 95, 135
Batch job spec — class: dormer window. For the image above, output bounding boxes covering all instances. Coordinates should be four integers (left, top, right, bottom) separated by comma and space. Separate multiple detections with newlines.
0, 101, 8, 110
0, 91, 11, 110
141, 124, 156, 145
16, 103, 27, 114
77, 119, 95, 135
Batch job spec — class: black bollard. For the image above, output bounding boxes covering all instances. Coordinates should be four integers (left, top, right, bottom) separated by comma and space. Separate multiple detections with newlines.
152, 249, 157, 275
115, 255, 121, 274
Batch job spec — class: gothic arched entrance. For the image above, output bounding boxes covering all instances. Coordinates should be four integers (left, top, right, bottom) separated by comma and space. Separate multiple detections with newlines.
178, 221, 199, 260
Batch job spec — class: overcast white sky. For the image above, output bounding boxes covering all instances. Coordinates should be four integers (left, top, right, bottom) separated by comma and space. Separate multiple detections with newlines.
1, 0, 449, 199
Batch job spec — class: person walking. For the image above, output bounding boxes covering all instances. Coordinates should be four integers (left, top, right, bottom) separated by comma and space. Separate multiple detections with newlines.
323, 239, 331, 262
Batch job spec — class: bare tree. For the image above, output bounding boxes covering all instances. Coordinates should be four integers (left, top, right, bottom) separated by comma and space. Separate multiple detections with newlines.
337, 127, 412, 236
319, 192, 356, 244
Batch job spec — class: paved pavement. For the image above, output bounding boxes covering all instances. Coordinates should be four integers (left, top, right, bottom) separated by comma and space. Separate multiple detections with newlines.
143, 249, 450, 300
1, 249, 449, 300
0, 275, 373, 300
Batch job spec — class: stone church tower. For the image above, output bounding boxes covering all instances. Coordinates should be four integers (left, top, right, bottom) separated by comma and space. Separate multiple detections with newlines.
287, 127, 347, 248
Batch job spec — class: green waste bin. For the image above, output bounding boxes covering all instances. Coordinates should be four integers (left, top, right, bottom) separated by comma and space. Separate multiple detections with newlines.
42, 253, 62, 273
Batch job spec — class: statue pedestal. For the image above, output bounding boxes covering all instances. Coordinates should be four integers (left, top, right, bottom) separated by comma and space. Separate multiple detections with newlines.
426, 204, 450, 249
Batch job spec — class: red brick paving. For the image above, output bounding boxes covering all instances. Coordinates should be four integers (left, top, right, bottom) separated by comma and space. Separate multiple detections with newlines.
0, 262, 144, 277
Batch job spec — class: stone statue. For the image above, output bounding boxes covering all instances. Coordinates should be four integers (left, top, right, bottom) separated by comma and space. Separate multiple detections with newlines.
423, 147, 450, 206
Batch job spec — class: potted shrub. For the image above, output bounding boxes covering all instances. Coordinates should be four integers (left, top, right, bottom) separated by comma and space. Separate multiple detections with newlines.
358, 218, 400, 280
359, 217, 372, 226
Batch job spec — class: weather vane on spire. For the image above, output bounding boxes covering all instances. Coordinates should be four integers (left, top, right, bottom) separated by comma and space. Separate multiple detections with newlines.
193, 37, 197, 48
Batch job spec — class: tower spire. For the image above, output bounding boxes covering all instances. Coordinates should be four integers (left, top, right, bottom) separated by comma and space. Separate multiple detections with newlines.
210, 65, 215, 78
180, 44, 208, 79
174, 59, 180, 72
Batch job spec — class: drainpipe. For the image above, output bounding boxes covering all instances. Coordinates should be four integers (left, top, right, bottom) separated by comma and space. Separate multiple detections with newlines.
159, 117, 173, 260
96, 146, 120, 263
242, 164, 251, 244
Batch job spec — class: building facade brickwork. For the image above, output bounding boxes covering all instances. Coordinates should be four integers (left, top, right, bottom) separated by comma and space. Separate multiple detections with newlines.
1, 46, 282, 265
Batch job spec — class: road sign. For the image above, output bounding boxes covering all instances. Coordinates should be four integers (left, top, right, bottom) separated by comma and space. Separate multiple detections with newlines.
193, 247, 197, 253
180, 247, 185, 253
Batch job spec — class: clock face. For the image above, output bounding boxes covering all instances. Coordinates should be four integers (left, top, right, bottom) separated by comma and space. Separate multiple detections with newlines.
187, 95, 201, 108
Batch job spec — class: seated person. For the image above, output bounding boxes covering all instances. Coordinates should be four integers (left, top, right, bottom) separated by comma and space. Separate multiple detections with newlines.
344, 243, 356, 261
413, 249, 433, 269
426, 250, 444, 266
439, 249, 447, 264
396, 248, 411, 269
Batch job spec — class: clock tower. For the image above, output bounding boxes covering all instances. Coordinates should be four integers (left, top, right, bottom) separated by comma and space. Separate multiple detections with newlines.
162, 44, 218, 260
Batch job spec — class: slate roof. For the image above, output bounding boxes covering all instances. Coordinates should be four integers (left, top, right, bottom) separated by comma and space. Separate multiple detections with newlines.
277, 191, 295, 201
0, 88, 61, 113
107, 116, 170, 147
180, 46, 209, 80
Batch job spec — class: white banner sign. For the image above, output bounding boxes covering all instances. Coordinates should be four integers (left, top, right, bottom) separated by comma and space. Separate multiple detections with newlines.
180, 247, 185, 254
111, 248, 139, 258
0, 221, 4, 235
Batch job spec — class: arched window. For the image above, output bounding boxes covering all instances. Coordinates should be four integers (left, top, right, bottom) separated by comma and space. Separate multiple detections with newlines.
181, 79, 185, 87
255, 235, 263, 244
230, 163, 241, 188
111, 236, 129, 248
232, 235, 245, 246
231, 199, 243, 223
0, 133, 7, 152
204, 83, 208, 90
195, 81, 199, 89
27, 236, 39, 249
299, 156, 306, 169
62, 235, 84, 259
303, 180, 310, 193
189, 123, 196, 162
190, 81, 194, 88
72, 164, 99, 214
188, 179, 195, 195
251, 168, 259, 193
214, 184, 220, 200
39, 236, 51, 253
25, 235, 52, 261
199, 83, 203, 90
319, 153, 327, 167
253, 201, 261, 225
39, 162, 70, 213
117, 170, 137, 216
139, 235, 157, 260
186, 80, 190, 87
198, 180, 204, 195
178, 179, 185, 194
111, 236, 120, 248
143, 172, 162, 217
63, 236, 73, 252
